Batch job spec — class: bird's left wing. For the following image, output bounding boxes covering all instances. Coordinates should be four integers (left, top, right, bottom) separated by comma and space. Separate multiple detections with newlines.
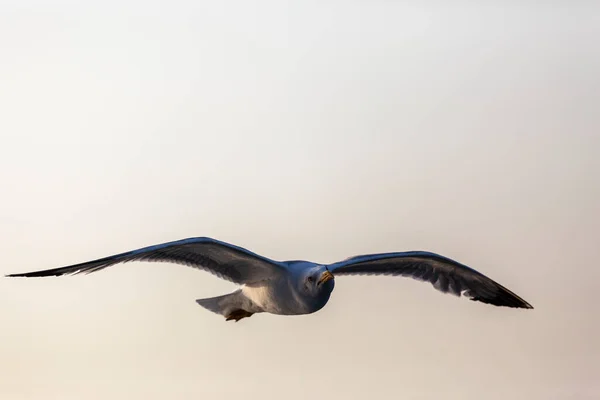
6, 237, 286, 285
329, 251, 533, 309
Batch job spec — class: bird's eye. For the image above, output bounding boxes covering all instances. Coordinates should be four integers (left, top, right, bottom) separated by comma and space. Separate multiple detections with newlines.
307, 276, 315, 283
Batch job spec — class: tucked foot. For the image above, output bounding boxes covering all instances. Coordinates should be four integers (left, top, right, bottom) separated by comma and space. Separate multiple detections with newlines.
225, 309, 254, 322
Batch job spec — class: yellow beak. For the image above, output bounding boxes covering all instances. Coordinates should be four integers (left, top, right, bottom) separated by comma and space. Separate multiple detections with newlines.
318, 270, 334, 285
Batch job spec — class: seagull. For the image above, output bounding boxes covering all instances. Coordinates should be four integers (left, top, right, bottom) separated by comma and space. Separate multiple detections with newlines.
6, 237, 533, 321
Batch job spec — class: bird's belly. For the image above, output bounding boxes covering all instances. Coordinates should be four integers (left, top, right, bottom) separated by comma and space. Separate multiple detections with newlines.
241, 283, 307, 315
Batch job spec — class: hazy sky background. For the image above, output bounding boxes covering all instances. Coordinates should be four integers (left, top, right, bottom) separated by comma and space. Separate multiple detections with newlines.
1, 2, 599, 399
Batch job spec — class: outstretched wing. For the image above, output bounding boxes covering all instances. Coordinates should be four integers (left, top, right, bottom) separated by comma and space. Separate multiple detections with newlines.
6, 237, 286, 285
329, 251, 533, 309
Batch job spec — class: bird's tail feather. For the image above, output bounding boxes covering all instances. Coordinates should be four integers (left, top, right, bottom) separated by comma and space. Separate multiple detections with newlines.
195, 289, 248, 316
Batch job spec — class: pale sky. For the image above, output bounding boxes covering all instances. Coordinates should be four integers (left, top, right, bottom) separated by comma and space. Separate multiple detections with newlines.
1, 2, 599, 399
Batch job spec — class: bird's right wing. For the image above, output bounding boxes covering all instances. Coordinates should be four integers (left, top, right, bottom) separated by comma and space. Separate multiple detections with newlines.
6, 237, 287, 285
329, 251, 532, 309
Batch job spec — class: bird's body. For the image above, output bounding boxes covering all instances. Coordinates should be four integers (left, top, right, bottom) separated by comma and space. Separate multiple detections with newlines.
197, 261, 336, 320
6, 237, 532, 321
240, 279, 315, 316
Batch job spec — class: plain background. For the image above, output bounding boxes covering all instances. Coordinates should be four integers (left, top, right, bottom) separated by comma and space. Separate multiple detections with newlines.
1, 2, 598, 399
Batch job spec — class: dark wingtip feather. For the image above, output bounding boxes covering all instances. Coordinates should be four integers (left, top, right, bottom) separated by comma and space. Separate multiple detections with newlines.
5, 272, 39, 278
469, 284, 534, 309
6, 272, 56, 278
5, 267, 79, 278
471, 297, 534, 309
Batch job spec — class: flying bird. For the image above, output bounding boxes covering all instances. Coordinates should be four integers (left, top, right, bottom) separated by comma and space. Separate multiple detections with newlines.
6, 237, 533, 321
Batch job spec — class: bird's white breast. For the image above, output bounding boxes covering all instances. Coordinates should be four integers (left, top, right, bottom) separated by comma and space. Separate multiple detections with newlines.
241, 279, 306, 315
241, 285, 273, 308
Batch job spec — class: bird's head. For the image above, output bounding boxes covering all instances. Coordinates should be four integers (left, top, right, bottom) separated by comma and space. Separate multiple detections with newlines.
300, 266, 335, 298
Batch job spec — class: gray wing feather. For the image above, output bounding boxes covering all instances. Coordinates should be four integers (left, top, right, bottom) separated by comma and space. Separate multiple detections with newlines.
6, 237, 286, 284
329, 251, 533, 309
